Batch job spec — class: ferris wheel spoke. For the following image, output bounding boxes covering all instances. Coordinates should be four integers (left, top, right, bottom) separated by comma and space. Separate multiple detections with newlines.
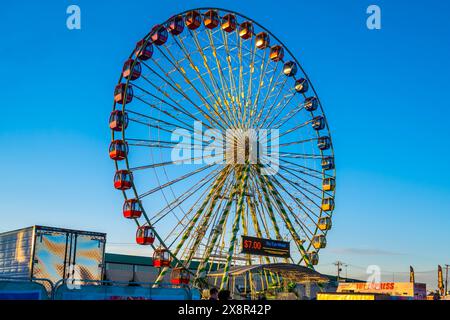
170, 36, 236, 129
272, 99, 309, 129
189, 29, 240, 128
220, 164, 251, 288
236, 33, 246, 120
247, 178, 274, 242
128, 117, 209, 148
276, 137, 318, 148
141, 59, 217, 128
195, 167, 245, 278
263, 91, 297, 129
155, 45, 230, 131
250, 167, 284, 242
268, 173, 320, 228
138, 74, 208, 126
127, 108, 191, 131
132, 82, 198, 124
128, 117, 176, 134
255, 75, 293, 128
127, 138, 210, 149
246, 197, 271, 264
182, 171, 234, 266
257, 172, 312, 267
138, 163, 215, 199
277, 165, 325, 199
280, 157, 333, 179
218, 27, 243, 121
149, 167, 222, 226
251, 179, 293, 264
250, 62, 282, 128
205, 28, 242, 125
278, 152, 323, 159
241, 38, 258, 127
247, 49, 272, 128
277, 118, 314, 139
129, 152, 222, 172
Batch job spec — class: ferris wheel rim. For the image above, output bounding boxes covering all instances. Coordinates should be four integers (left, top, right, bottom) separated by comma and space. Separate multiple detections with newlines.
110, 7, 336, 282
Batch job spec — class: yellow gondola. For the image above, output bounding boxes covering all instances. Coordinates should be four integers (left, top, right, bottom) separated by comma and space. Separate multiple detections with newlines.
312, 235, 327, 249
318, 217, 332, 231
322, 177, 335, 191
321, 198, 335, 211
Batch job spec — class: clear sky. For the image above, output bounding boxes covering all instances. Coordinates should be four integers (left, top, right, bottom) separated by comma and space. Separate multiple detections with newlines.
1, 0, 449, 289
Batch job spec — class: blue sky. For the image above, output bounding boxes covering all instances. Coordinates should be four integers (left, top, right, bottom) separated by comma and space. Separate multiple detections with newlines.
1, 0, 449, 288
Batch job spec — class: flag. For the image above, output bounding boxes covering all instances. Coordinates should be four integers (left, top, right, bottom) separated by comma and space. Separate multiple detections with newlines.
438, 265, 445, 296
409, 266, 415, 283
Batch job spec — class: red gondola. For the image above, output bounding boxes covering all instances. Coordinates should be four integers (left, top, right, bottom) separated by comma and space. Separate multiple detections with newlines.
135, 39, 153, 61
269, 45, 284, 62
123, 199, 143, 219
168, 15, 184, 35
109, 110, 129, 131
153, 248, 171, 267
185, 10, 202, 30
109, 140, 128, 160
255, 32, 270, 49
114, 170, 132, 190
204, 10, 219, 29
151, 25, 168, 45
239, 21, 253, 40
221, 13, 237, 33
171, 267, 190, 285
114, 83, 133, 104
122, 59, 142, 81
136, 226, 155, 245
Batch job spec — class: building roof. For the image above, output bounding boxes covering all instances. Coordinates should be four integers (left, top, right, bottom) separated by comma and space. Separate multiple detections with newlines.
206, 263, 330, 283
105, 253, 364, 283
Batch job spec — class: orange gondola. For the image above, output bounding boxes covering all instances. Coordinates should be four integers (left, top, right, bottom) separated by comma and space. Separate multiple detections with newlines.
239, 21, 253, 40
185, 10, 202, 30
109, 140, 128, 160
168, 15, 184, 35
255, 32, 270, 49
221, 13, 237, 32
269, 45, 284, 62
114, 83, 133, 104
151, 25, 168, 45
134, 39, 153, 61
109, 110, 128, 131
122, 59, 141, 81
204, 10, 219, 29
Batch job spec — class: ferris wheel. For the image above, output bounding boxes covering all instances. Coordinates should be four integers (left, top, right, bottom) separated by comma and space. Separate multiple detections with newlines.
109, 8, 336, 289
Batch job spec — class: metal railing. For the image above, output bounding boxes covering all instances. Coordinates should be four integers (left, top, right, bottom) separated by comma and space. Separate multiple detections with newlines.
0, 276, 196, 300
